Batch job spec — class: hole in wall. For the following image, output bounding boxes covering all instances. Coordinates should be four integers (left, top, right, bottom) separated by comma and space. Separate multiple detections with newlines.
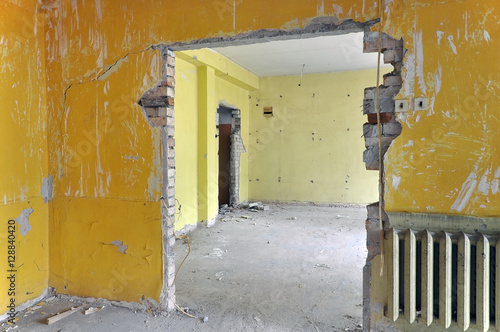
156, 19, 405, 322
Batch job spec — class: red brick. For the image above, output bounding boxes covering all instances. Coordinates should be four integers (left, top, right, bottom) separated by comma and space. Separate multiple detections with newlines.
367, 112, 395, 124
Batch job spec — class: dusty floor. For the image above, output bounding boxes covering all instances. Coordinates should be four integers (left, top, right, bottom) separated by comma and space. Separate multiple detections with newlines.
2, 203, 367, 332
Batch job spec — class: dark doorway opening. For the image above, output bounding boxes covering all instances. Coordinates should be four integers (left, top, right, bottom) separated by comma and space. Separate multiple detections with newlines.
218, 106, 233, 206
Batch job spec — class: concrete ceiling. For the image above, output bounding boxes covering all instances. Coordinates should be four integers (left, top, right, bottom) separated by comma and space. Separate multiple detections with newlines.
212, 32, 389, 77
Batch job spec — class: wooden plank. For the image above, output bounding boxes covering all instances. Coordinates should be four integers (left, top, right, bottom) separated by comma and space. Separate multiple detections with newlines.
439, 232, 452, 328
457, 232, 470, 331
387, 228, 399, 321
421, 230, 434, 326
404, 229, 416, 323
476, 235, 490, 332
46, 305, 85, 325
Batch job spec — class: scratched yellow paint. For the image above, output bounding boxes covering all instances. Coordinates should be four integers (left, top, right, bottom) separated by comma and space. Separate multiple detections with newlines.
0, 0, 381, 312
0, 1, 49, 314
383, 0, 500, 217
48, 49, 164, 302
5, 0, 496, 316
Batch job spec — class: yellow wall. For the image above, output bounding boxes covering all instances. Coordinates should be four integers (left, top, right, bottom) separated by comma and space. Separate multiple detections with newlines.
383, 0, 500, 217
4, 0, 498, 317
215, 76, 251, 204
174, 52, 253, 230
249, 70, 385, 204
174, 58, 199, 229
0, 0, 49, 313
48, 49, 164, 302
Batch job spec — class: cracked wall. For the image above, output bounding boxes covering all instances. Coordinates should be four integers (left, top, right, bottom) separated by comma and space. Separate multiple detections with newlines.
41, 0, 381, 310
48, 47, 164, 302
0, 0, 50, 316
14, 0, 499, 324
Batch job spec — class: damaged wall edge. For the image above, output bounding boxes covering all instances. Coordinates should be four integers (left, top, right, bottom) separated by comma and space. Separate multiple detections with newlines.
361, 29, 405, 331
137, 47, 178, 311
168, 17, 380, 51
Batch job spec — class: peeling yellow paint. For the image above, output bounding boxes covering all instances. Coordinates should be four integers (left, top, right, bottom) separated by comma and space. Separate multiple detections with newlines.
5, 0, 498, 320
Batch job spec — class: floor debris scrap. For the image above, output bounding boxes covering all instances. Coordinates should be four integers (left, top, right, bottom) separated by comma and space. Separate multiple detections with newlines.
2, 203, 365, 332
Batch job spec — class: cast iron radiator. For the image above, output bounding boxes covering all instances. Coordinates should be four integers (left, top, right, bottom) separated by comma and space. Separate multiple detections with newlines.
385, 228, 500, 331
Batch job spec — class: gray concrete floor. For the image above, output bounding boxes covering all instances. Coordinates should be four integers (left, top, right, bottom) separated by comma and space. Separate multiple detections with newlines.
2, 203, 367, 332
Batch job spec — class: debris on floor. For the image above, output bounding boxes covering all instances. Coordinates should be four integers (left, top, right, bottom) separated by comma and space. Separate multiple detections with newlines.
84, 306, 104, 315
4, 203, 366, 332
46, 305, 85, 325
219, 201, 270, 216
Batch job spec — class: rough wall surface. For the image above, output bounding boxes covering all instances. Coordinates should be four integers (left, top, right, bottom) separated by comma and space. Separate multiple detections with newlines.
0, 0, 50, 315
383, 0, 500, 217
3, 0, 498, 326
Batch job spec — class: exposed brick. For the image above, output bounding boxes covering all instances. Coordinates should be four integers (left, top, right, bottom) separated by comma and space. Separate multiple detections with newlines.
364, 136, 396, 148
167, 66, 175, 77
166, 125, 175, 137
143, 107, 159, 117
383, 48, 403, 64
365, 161, 379, 170
364, 37, 403, 53
364, 86, 401, 99
167, 158, 175, 168
166, 206, 175, 216
157, 107, 168, 117
367, 112, 395, 124
167, 137, 175, 147
161, 75, 176, 87
168, 115, 175, 126
363, 97, 395, 114
149, 116, 168, 126
363, 145, 389, 170
167, 107, 175, 118
166, 49, 175, 58
166, 76, 175, 87
383, 73, 403, 86
166, 56, 175, 67
167, 197, 175, 207
382, 122, 403, 136
363, 122, 402, 138
393, 62, 403, 73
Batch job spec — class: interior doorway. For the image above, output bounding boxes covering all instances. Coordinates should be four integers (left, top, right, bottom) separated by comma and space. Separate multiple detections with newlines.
218, 106, 233, 206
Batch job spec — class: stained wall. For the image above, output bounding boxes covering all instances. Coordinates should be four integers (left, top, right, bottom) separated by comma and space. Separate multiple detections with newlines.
0, 0, 49, 315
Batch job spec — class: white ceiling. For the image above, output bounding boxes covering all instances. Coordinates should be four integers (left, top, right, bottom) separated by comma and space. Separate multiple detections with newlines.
212, 32, 389, 77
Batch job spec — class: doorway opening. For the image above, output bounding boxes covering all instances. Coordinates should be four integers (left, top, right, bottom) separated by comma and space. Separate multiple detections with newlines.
140, 17, 405, 320
217, 104, 245, 207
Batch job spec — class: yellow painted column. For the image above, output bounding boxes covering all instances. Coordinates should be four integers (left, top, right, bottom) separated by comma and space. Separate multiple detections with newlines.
197, 66, 218, 223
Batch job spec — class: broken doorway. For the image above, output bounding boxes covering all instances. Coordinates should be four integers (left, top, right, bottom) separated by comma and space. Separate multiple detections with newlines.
217, 104, 245, 207
218, 106, 232, 206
